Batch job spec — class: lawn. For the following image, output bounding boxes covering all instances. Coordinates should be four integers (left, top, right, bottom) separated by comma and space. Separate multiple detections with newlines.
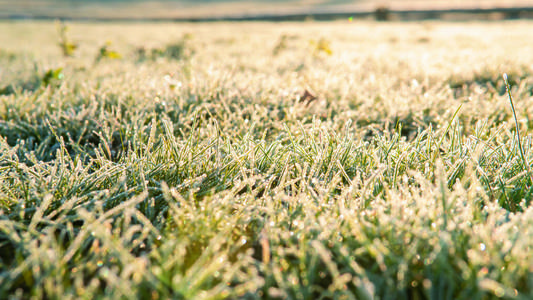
1, 20, 533, 299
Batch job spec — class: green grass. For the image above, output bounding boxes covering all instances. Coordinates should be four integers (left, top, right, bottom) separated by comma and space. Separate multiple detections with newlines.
1, 20, 533, 299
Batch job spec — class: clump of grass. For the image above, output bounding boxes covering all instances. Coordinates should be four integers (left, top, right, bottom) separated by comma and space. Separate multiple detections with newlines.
95, 41, 122, 63
56, 21, 78, 57
135, 33, 195, 62
41, 67, 64, 87
310, 37, 333, 57
272, 34, 289, 56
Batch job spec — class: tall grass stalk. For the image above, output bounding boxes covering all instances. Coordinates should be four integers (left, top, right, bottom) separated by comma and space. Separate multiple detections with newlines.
503, 73, 533, 183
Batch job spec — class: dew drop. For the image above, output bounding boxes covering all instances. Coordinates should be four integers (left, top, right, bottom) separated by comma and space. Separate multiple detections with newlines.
423, 279, 431, 288
495, 287, 505, 297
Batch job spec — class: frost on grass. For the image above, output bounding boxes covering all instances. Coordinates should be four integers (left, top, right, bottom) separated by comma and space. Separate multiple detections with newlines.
0, 21, 533, 299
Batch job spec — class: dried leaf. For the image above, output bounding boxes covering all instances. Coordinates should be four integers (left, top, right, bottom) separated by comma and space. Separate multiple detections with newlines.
298, 89, 317, 105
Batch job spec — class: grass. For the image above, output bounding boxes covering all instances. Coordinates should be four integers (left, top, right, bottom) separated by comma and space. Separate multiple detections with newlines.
1, 20, 533, 299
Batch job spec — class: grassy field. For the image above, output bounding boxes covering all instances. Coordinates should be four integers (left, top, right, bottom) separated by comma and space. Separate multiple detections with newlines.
1, 20, 533, 299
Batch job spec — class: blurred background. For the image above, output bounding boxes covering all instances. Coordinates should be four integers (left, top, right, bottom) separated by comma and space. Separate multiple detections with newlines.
1, 0, 533, 20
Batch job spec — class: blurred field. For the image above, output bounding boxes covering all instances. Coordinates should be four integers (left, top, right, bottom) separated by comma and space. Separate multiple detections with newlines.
1, 20, 533, 298
1, 0, 532, 19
